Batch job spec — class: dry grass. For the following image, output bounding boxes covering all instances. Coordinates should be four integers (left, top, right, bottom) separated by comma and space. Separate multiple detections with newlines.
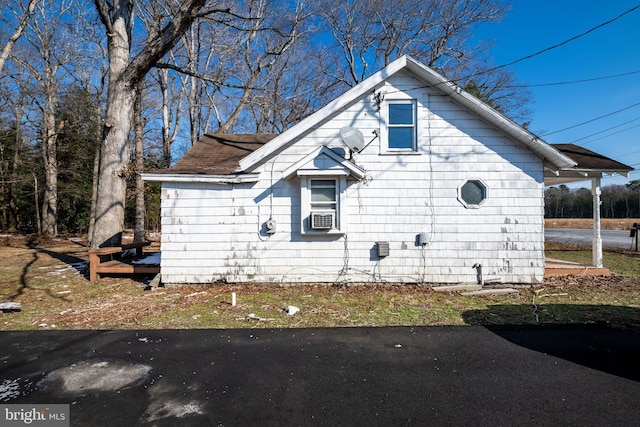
0, 235, 638, 331
545, 218, 640, 230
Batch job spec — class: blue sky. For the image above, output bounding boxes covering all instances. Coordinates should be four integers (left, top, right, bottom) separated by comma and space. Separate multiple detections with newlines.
474, 1, 640, 188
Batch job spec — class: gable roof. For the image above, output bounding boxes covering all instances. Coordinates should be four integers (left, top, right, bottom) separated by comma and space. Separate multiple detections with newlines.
238, 55, 577, 173
282, 146, 366, 180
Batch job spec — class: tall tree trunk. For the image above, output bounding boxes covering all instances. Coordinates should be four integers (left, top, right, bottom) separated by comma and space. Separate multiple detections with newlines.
6, 104, 25, 232
7, 142, 20, 232
159, 68, 172, 167
91, 0, 207, 248
87, 104, 102, 246
188, 74, 199, 146
41, 105, 60, 236
92, 78, 135, 247
33, 172, 41, 235
91, 0, 135, 248
133, 83, 145, 243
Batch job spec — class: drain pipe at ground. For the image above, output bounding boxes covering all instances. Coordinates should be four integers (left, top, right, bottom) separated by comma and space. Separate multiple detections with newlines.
472, 263, 483, 286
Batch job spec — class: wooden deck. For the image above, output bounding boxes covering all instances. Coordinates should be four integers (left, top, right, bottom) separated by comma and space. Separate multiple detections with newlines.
545, 258, 610, 278
89, 242, 160, 282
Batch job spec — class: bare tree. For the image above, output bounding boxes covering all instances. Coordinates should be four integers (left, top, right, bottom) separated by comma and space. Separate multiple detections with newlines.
175, 16, 224, 145
133, 83, 146, 243
90, 0, 240, 248
0, 0, 38, 75
156, 67, 182, 166
11, 0, 84, 235
155, 0, 310, 138
315, 0, 529, 121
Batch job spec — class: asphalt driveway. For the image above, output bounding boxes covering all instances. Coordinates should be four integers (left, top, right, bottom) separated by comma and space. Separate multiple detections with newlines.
545, 227, 636, 249
1, 325, 639, 426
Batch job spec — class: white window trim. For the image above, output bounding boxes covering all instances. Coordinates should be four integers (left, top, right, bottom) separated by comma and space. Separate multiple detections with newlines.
457, 178, 489, 209
380, 99, 419, 154
300, 175, 347, 235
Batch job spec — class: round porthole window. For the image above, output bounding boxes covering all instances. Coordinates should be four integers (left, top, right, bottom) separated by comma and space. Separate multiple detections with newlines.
458, 179, 487, 208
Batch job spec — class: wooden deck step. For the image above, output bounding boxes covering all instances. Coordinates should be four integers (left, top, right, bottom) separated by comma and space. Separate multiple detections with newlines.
545, 258, 609, 277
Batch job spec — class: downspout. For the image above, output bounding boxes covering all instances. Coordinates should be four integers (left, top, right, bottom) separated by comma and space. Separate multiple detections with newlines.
472, 263, 483, 286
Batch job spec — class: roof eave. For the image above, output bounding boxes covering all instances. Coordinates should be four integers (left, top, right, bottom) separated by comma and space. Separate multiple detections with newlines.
403, 57, 577, 169
239, 55, 577, 171
142, 173, 260, 184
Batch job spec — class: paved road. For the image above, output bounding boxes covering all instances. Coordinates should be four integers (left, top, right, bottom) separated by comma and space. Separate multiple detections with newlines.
1, 326, 639, 426
546, 227, 636, 249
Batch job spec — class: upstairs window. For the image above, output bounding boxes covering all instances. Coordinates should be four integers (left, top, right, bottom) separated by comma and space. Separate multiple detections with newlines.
387, 101, 416, 151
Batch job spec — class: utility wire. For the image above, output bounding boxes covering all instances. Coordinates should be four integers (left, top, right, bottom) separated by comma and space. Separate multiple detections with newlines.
542, 101, 640, 136
462, 4, 640, 81
573, 117, 640, 143
578, 123, 640, 146
605, 146, 640, 158
385, 5, 640, 97
503, 69, 640, 88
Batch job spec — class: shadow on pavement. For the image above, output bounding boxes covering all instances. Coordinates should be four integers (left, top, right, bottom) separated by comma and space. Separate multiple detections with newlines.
1, 325, 639, 425
462, 304, 640, 382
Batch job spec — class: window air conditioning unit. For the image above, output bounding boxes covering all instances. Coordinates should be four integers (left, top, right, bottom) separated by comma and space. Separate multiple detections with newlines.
311, 211, 335, 229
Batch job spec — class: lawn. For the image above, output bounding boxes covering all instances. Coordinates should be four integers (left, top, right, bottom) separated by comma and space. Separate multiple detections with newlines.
1, 235, 638, 331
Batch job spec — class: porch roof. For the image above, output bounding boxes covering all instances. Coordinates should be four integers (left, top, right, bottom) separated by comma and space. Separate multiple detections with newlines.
544, 144, 633, 186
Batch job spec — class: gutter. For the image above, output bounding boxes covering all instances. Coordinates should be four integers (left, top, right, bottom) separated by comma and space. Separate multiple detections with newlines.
404, 58, 578, 170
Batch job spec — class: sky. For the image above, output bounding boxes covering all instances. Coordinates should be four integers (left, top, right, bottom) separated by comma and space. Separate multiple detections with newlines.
474, 1, 640, 188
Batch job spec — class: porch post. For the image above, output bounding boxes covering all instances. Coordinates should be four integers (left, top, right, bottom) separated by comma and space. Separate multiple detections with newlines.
592, 177, 603, 268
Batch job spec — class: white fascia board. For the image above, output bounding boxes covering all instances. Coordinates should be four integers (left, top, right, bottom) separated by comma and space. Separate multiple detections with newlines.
239, 57, 409, 172
282, 146, 367, 180
297, 169, 350, 177
568, 168, 631, 177
141, 173, 260, 184
403, 57, 578, 170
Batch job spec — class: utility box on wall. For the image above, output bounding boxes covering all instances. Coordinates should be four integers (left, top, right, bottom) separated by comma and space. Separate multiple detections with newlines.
376, 241, 390, 257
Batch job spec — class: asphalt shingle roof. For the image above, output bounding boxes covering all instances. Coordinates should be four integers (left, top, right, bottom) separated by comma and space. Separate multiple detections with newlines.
158, 134, 276, 175
552, 144, 633, 172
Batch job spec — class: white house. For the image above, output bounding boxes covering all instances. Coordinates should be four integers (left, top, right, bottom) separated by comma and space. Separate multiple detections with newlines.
143, 55, 593, 285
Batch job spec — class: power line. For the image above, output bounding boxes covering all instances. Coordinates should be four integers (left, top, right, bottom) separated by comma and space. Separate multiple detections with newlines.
503, 69, 640, 88
542, 101, 640, 136
395, 5, 640, 96
573, 117, 640, 144
463, 4, 640, 80
579, 123, 640, 146
607, 146, 640, 158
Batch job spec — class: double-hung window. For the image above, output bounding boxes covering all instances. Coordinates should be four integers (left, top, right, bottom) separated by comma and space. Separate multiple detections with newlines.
386, 100, 417, 151
286, 146, 365, 236
309, 179, 337, 229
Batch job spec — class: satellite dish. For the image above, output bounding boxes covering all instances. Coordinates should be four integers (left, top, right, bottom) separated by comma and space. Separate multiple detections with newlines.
339, 126, 365, 153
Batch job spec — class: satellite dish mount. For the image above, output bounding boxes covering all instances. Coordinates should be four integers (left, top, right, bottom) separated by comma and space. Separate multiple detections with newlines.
339, 126, 365, 154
